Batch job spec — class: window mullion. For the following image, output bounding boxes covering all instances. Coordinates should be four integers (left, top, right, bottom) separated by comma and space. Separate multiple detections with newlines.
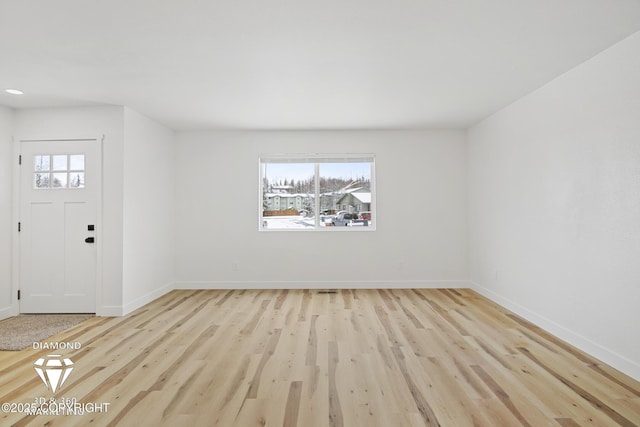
314, 162, 320, 228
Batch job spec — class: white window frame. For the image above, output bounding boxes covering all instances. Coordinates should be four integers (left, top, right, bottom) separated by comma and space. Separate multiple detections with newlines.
259, 153, 376, 231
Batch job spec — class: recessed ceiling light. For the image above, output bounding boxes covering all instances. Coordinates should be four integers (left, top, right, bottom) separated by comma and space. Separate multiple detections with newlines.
5, 89, 24, 95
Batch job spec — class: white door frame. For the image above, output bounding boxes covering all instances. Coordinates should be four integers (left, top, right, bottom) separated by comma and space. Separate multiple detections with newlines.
12, 136, 104, 315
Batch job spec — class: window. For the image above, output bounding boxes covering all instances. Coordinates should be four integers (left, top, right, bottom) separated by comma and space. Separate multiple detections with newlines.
260, 154, 375, 230
34, 154, 85, 189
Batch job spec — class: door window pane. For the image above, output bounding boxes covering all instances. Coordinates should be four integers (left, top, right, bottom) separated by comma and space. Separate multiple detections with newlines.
34, 173, 50, 188
69, 154, 85, 170
69, 173, 85, 188
34, 155, 50, 171
52, 155, 68, 171
51, 173, 67, 188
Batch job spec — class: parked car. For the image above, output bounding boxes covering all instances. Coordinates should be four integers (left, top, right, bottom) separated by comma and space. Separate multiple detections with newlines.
332, 212, 369, 227
359, 211, 371, 221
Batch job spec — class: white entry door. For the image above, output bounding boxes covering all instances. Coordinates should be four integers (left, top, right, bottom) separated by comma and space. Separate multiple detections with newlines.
19, 139, 100, 313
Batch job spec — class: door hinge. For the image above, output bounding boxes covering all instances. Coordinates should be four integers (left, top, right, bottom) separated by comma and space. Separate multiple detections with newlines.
18, 222, 21, 232
17, 290, 20, 300
18, 154, 22, 165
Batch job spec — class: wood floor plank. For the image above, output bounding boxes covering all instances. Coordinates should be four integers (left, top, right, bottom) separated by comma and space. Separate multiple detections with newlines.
0, 289, 639, 427
470, 364, 533, 427
328, 341, 344, 427
283, 381, 303, 427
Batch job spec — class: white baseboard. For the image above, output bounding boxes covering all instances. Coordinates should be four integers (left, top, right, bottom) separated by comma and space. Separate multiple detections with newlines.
174, 279, 471, 290
121, 282, 174, 316
0, 305, 15, 321
96, 305, 124, 317
470, 281, 640, 382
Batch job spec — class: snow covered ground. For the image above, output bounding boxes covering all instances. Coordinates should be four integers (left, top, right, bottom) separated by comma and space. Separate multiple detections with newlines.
262, 215, 372, 229
262, 215, 320, 229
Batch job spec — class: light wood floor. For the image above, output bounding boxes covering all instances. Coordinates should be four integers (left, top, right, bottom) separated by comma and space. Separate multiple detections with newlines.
1, 289, 639, 426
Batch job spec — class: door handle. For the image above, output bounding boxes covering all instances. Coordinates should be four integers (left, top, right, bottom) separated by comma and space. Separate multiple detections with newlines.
85, 237, 95, 243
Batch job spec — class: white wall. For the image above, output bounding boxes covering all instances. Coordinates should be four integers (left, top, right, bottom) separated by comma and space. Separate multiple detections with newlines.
14, 106, 126, 315
122, 108, 175, 313
0, 106, 13, 319
175, 130, 468, 288
468, 31, 640, 380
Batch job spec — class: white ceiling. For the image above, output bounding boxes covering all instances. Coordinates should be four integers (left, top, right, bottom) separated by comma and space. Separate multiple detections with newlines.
1, 0, 640, 131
